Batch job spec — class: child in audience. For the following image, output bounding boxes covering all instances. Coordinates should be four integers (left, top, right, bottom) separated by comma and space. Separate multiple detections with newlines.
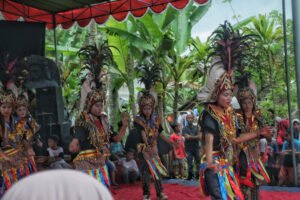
170, 124, 186, 179
120, 149, 140, 184
46, 135, 72, 169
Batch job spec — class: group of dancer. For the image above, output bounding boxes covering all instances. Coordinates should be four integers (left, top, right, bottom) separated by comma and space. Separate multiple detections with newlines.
67, 44, 169, 200
198, 22, 272, 200
0, 92, 40, 194
0, 21, 273, 200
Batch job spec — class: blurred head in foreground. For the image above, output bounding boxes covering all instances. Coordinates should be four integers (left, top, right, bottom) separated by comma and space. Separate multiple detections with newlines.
2, 170, 113, 200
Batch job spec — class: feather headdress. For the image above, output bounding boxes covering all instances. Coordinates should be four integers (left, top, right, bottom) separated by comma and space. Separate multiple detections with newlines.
0, 54, 29, 105
198, 21, 254, 103
77, 43, 114, 112
136, 60, 161, 112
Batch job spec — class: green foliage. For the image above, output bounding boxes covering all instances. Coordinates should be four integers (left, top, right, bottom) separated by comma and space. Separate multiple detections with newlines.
240, 11, 297, 117
44, 4, 296, 123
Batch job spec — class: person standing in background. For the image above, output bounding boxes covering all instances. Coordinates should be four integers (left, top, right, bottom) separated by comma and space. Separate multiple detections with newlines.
292, 119, 300, 141
182, 114, 201, 180
170, 124, 186, 179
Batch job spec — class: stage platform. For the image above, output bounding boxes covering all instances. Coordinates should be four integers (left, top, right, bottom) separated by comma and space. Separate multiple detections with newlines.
113, 179, 300, 200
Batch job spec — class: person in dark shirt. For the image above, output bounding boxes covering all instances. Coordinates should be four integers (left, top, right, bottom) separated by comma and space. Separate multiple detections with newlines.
292, 119, 300, 140
278, 131, 300, 186
182, 113, 201, 180
69, 90, 128, 188
133, 107, 168, 200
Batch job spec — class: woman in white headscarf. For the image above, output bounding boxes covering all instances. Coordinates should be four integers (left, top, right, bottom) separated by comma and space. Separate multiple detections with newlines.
2, 170, 113, 200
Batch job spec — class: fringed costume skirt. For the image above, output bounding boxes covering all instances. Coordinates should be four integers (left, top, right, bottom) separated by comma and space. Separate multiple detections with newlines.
0, 148, 37, 194
73, 149, 110, 187
199, 152, 244, 200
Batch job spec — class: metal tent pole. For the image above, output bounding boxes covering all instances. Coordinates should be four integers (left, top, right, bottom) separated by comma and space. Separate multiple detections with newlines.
282, 0, 297, 186
292, 1, 300, 117
292, 0, 300, 185
52, 14, 58, 63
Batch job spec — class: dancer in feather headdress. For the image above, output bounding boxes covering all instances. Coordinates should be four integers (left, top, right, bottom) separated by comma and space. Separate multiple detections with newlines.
129, 62, 168, 200
197, 21, 272, 200
0, 57, 38, 194
235, 74, 271, 200
69, 44, 128, 188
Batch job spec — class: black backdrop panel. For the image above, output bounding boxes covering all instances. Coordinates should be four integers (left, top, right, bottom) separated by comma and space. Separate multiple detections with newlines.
0, 21, 45, 61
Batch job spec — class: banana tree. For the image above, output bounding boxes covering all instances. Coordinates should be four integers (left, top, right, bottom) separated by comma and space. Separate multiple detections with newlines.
100, 12, 172, 121
163, 1, 211, 121
187, 37, 210, 85
243, 14, 283, 106
100, 17, 148, 120
100, 0, 211, 124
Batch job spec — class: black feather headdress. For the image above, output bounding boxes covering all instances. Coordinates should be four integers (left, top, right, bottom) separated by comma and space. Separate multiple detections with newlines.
78, 43, 113, 88
207, 21, 256, 74
136, 60, 161, 110
77, 43, 114, 111
198, 21, 255, 103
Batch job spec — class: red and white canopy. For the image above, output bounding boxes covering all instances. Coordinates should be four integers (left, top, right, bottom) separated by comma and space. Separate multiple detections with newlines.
0, 0, 209, 29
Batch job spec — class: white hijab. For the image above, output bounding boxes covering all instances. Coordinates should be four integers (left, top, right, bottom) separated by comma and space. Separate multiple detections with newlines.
2, 170, 113, 200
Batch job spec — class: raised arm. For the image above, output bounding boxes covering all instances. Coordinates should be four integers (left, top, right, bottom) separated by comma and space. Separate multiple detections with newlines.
112, 113, 129, 142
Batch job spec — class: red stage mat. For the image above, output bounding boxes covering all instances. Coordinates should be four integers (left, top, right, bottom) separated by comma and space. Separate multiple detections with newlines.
113, 183, 300, 200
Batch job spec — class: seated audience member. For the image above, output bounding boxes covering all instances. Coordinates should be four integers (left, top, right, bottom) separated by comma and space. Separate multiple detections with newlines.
119, 149, 140, 184
260, 137, 268, 160
110, 122, 126, 161
2, 170, 113, 200
170, 124, 186, 179
46, 135, 72, 169
292, 119, 300, 141
278, 131, 300, 186
266, 137, 280, 185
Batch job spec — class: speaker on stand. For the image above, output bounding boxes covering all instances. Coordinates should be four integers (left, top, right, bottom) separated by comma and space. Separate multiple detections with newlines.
35, 112, 53, 155
34, 86, 71, 155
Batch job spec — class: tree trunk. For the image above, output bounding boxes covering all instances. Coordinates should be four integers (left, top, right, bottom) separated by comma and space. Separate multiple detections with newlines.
257, 56, 264, 101
173, 79, 179, 124
111, 88, 119, 129
163, 84, 167, 114
157, 94, 165, 129
88, 21, 98, 45
268, 50, 276, 111
127, 57, 136, 118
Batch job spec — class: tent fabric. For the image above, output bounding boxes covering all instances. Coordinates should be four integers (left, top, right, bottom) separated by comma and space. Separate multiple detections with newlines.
0, 0, 209, 29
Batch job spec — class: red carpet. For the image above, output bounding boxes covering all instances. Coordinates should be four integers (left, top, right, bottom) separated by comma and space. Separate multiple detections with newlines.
113, 183, 300, 200
113, 183, 207, 200
260, 191, 300, 200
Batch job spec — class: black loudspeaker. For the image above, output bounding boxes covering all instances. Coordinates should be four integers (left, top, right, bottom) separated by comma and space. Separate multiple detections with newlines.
34, 86, 71, 155
35, 87, 64, 123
